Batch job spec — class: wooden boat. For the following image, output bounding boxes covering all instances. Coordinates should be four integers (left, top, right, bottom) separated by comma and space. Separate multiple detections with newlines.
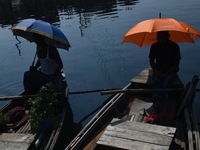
0, 70, 74, 150
65, 66, 200, 150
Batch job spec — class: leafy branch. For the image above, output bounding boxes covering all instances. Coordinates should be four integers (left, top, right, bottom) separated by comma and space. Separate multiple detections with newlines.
29, 82, 58, 129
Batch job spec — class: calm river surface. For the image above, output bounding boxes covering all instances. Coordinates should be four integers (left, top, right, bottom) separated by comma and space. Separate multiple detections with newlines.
0, 0, 200, 126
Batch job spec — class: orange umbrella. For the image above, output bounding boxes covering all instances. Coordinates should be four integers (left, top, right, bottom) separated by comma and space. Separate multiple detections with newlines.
122, 17, 200, 47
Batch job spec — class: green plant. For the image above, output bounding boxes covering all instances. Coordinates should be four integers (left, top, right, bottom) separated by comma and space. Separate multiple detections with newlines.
0, 112, 10, 126
29, 82, 58, 129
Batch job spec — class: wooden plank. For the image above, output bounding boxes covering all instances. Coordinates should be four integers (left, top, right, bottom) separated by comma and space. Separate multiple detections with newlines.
110, 118, 176, 137
83, 128, 106, 150
131, 67, 153, 85
184, 108, 194, 150
129, 98, 153, 115
98, 134, 169, 150
183, 106, 200, 150
176, 75, 199, 117
97, 118, 176, 150
131, 66, 183, 87
101, 88, 184, 95
0, 133, 35, 150
189, 106, 200, 150
0, 133, 34, 142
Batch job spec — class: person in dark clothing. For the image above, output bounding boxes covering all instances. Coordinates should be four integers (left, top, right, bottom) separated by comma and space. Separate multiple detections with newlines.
148, 31, 181, 113
23, 33, 64, 95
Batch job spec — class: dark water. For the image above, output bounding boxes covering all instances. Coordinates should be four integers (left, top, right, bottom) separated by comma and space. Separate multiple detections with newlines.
1, 0, 200, 126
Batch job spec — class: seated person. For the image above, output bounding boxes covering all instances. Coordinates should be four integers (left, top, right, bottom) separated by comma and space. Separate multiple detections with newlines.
148, 31, 181, 114
23, 33, 64, 95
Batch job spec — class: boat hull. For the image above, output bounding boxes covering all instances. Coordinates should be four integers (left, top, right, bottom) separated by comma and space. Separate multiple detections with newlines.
66, 67, 200, 150
0, 71, 74, 150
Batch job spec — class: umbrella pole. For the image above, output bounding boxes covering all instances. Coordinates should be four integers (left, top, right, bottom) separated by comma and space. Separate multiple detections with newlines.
32, 51, 37, 66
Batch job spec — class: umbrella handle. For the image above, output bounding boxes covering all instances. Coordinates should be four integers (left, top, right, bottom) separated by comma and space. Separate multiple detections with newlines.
32, 51, 37, 66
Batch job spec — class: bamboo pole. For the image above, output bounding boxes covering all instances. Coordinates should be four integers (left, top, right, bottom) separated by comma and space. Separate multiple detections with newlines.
101, 88, 184, 95
68, 88, 117, 95
0, 95, 37, 101
2, 87, 198, 100
0, 88, 117, 101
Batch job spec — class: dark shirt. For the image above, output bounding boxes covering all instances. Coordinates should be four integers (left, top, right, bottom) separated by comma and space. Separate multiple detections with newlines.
149, 40, 181, 73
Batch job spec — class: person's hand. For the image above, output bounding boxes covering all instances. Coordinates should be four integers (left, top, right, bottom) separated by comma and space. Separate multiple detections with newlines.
29, 66, 37, 72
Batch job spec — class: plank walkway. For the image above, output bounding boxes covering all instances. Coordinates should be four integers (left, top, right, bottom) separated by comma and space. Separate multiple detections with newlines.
97, 118, 176, 150
131, 66, 183, 87
96, 97, 177, 150
0, 133, 35, 150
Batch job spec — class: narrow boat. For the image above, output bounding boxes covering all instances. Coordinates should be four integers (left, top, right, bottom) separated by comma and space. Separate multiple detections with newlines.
0, 70, 74, 150
66, 66, 200, 150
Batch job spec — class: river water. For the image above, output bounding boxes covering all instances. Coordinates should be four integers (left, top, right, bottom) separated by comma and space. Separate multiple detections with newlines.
0, 0, 200, 126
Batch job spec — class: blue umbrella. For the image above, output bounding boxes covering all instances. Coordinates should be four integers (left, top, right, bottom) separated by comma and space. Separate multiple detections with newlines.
11, 18, 71, 50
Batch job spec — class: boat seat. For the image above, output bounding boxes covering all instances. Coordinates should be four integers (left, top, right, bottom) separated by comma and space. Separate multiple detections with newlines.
131, 66, 183, 88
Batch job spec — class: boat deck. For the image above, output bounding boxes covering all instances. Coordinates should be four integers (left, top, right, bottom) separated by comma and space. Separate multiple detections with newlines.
96, 97, 178, 150
67, 67, 199, 150
94, 67, 199, 150
130, 66, 183, 87
97, 118, 176, 150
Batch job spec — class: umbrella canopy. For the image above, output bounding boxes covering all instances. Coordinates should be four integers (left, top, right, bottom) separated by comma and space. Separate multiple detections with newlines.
122, 17, 200, 47
11, 19, 71, 50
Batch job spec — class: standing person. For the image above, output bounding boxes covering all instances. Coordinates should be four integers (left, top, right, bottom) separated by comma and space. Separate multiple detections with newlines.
148, 31, 181, 113
23, 33, 64, 95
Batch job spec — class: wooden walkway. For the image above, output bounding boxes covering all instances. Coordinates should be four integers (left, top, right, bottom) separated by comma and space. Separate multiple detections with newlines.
97, 118, 176, 150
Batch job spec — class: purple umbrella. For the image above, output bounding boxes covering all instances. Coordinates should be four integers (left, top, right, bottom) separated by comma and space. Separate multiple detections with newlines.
11, 18, 71, 50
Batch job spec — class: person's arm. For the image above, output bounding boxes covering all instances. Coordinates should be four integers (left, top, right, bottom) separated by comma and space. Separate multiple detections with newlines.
30, 59, 41, 72
149, 44, 158, 72
34, 59, 41, 69
162, 59, 180, 79
50, 46, 63, 80
149, 58, 163, 78
149, 58, 157, 71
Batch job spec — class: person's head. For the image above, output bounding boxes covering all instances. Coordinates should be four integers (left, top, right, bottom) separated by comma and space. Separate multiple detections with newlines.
33, 33, 45, 45
157, 31, 170, 43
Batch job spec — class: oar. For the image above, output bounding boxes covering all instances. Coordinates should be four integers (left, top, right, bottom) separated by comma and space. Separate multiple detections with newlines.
0, 88, 118, 101
101, 88, 184, 95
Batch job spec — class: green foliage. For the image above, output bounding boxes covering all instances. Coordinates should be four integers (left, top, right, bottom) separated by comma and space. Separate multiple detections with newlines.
29, 82, 58, 129
0, 112, 10, 126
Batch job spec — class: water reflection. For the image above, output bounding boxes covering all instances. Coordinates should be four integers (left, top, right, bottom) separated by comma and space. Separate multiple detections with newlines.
0, 0, 139, 55
0, 0, 141, 124
0, 0, 139, 28
1, 0, 200, 128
